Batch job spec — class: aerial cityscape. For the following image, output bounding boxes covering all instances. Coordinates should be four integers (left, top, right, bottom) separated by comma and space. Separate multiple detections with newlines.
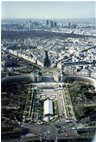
1, 1, 96, 142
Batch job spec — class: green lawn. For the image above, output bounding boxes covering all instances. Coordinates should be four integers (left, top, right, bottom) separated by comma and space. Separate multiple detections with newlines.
53, 99, 59, 116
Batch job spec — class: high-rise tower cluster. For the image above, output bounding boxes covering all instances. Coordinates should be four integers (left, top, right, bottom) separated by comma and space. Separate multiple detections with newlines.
46, 20, 57, 28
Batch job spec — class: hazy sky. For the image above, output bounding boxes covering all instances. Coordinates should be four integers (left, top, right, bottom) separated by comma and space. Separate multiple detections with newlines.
2, 1, 96, 19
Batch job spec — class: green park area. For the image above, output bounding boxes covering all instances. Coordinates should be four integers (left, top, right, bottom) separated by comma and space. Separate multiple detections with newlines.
2, 83, 33, 132
38, 100, 44, 120
53, 99, 59, 116
68, 81, 96, 126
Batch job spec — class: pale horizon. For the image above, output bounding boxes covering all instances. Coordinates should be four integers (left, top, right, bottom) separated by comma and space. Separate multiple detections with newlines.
2, 1, 96, 19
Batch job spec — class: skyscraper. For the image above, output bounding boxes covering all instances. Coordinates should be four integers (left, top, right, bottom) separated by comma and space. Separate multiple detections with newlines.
50, 21, 54, 28
44, 50, 51, 67
68, 22, 71, 28
46, 20, 49, 26
54, 22, 57, 27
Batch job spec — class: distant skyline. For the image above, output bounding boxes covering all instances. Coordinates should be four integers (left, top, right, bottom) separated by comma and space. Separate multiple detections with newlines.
2, 1, 96, 19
